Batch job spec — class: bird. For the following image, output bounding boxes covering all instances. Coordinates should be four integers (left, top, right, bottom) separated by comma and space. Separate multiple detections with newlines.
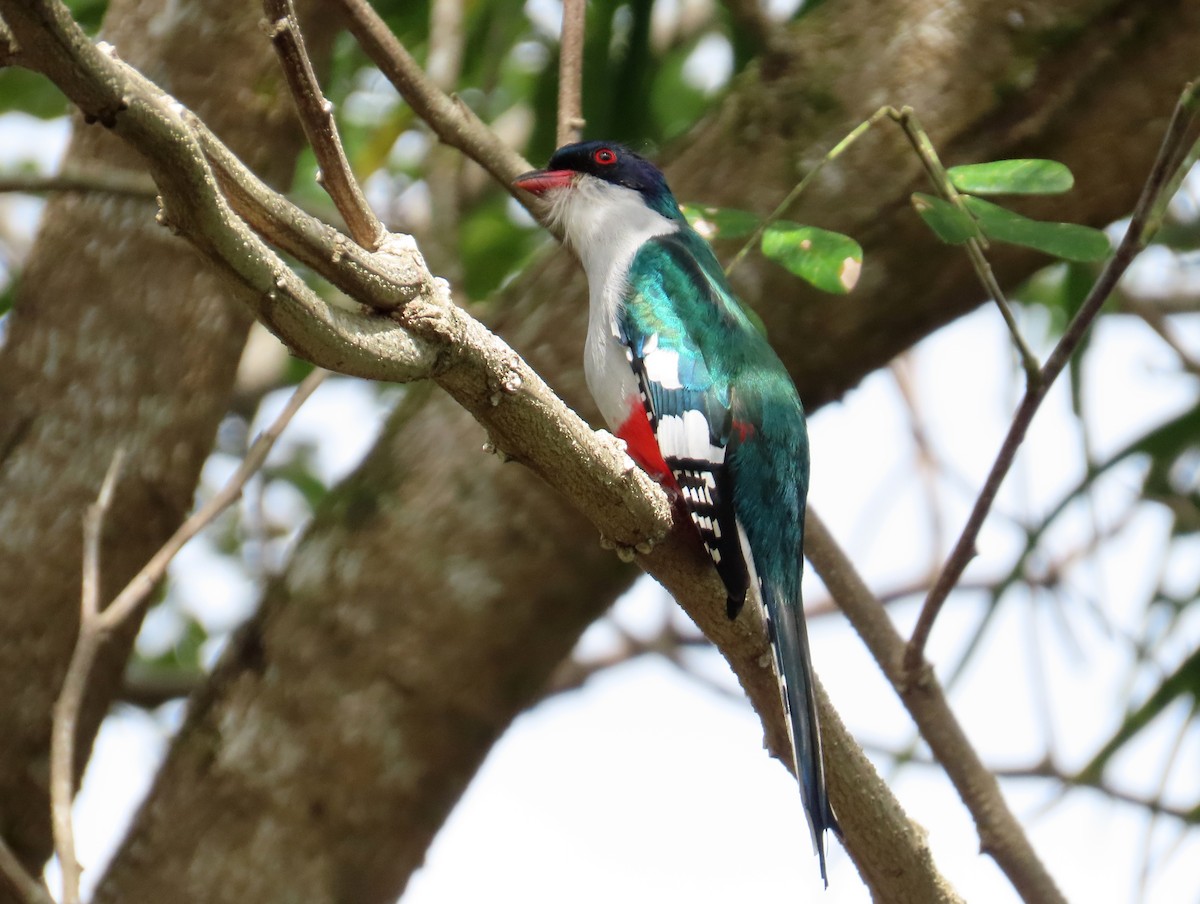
514, 141, 837, 883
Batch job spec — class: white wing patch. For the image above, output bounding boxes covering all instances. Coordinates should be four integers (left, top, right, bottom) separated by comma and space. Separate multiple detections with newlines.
641, 339, 684, 391
657, 409, 726, 464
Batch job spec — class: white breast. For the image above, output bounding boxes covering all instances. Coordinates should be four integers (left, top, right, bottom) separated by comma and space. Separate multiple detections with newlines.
547, 176, 679, 431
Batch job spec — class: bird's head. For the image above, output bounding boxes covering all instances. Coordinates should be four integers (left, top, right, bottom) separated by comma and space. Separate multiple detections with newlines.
514, 141, 685, 248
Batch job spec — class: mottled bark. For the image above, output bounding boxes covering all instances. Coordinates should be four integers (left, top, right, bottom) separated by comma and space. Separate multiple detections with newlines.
92, 2, 1199, 903
0, 0, 334, 886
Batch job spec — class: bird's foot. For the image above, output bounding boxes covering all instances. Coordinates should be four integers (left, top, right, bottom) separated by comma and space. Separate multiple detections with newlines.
599, 534, 655, 562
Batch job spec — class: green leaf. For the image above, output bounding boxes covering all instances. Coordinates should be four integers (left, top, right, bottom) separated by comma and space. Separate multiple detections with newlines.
911, 193, 978, 244
681, 205, 760, 240
963, 196, 1111, 262
761, 221, 862, 294
948, 158, 1075, 195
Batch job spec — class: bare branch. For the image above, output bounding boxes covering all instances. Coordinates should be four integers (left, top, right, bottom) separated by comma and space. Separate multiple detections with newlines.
805, 509, 1068, 904
263, 0, 384, 249
51, 448, 124, 904
0, 169, 156, 197
1122, 294, 1200, 376
420, 0, 467, 281
2, 0, 438, 384
556, 0, 586, 147
905, 79, 1200, 673
543, 621, 714, 698
97, 369, 327, 635
49, 370, 323, 902
0, 0, 673, 565
0, 834, 54, 904
993, 760, 1199, 825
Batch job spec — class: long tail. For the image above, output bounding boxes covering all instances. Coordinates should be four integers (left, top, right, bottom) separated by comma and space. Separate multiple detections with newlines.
762, 579, 838, 885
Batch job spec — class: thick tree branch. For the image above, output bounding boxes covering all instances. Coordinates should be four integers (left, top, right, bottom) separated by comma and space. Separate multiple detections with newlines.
2, 1, 435, 383
1, 2, 663, 557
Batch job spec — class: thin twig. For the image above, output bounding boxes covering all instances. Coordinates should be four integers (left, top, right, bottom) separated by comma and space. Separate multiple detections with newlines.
556, 0, 586, 146
805, 509, 1068, 904
263, 0, 383, 249
0, 835, 55, 904
51, 447, 124, 904
904, 79, 1200, 675
1124, 294, 1200, 376
0, 170, 156, 198
890, 107, 1041, 381
890, 357, 948, 572
97, 369, 327, 635
543, 620, 711, 698
47, 372, 325, 902
726, 109, 887, 277
859, 743, 1199, 825
993, 759, 1198, 825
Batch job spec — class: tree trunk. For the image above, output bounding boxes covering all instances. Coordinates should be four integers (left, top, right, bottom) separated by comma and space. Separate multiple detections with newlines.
0, 0, 334, 887
90, 1, 1199, 902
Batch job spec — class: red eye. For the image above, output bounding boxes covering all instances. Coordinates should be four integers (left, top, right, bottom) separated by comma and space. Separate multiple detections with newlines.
593, 147, 617, 166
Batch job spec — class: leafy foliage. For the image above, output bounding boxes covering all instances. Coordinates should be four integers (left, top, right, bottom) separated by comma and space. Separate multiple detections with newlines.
948, 158, 1074, 195
681, 205, 760, 239
682, 205, 861, 294
911, 193, 979, 244
961, 195, 1110, 262
760, 221, 862, 293
912, 159, 1110, 260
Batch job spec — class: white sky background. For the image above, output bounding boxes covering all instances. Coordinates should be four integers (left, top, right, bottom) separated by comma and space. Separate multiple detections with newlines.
3, 4, 1200, 900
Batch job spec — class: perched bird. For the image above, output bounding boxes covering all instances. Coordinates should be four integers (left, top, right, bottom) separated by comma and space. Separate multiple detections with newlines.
515, 141, 837, 882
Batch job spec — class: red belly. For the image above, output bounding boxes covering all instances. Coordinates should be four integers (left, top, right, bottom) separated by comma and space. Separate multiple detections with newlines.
616, 399, 679, 492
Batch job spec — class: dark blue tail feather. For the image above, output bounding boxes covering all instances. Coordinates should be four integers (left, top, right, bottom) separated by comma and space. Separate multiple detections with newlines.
762, 579, 838, 886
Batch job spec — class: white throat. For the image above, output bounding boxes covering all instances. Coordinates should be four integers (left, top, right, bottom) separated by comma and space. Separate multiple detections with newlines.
547, 175, 679, 291
545, 175, 680, 433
